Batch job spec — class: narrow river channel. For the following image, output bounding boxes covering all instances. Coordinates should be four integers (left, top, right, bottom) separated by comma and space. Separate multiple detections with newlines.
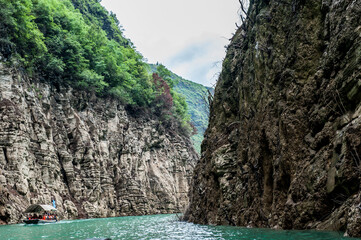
0, 214, 358, 240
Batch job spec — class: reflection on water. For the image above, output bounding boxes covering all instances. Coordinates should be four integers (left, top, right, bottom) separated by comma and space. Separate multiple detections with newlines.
0, 214, 358, 240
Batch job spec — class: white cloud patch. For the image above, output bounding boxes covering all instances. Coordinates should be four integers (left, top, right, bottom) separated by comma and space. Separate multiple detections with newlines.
166, 36, 227, 86
101, 0, 241, 87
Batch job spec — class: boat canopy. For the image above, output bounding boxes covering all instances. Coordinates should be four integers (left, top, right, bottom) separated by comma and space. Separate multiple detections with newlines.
24, 204, 57, 213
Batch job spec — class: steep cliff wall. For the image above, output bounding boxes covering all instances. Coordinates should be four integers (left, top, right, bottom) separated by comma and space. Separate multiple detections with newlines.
0, 62, 198, 223
186, 0, 361, 237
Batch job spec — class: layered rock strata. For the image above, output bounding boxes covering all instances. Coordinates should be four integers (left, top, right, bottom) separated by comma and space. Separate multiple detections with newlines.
186, 0, 361, 237
0, 63, 197, 224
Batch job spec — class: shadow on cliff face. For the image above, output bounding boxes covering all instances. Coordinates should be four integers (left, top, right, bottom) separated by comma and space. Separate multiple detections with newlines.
185, 0, 361, 237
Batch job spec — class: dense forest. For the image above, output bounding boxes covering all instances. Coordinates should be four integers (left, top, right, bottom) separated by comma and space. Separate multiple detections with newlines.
0, 0, 191, 134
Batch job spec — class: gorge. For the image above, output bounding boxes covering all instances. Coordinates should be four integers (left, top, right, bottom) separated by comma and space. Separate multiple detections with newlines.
1, 0, 361, 238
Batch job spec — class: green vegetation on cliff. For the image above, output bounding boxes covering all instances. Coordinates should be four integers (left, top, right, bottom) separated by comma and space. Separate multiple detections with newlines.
150, 63, 212, 153
0, 0, 192, 135
0, 0, 151, 105
152, 64, 191, 134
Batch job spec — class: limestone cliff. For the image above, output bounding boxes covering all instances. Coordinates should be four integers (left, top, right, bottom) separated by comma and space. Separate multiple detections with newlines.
0, 62, 198, 223
185, 0, 361, 237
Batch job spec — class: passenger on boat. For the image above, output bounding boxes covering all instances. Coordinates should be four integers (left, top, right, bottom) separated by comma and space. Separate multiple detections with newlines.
28, 214, 39, 220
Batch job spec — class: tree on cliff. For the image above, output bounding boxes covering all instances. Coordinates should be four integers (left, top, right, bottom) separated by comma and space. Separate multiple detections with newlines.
153, 64, 192, 135
0, 0, 152, 106
152, 72, 173, 114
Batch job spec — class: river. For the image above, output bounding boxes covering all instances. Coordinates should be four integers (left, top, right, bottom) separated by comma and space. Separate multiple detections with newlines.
0, 214, 358, 240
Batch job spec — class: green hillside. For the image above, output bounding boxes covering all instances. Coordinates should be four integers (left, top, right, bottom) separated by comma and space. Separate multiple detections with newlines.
150, 64, 212, 153
175, 78, 212, 154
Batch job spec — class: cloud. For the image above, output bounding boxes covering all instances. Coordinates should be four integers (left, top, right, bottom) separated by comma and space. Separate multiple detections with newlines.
165, 36, 228, 86
100, 0, 241, 87
168, 41, 213, 66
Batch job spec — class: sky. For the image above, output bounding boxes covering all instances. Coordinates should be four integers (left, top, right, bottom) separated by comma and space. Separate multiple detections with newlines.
100, 0, 242, 87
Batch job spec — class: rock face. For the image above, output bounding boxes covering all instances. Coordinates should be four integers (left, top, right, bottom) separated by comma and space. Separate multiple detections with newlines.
0, 63, 198, 224
185, 0, 361, 237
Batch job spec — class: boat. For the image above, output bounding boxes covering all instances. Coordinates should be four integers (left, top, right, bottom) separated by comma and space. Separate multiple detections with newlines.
23, 204, 58, 224
23, 218, 57, 224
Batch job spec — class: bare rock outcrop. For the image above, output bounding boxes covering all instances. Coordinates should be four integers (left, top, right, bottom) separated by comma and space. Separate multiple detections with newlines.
185, 0, 361, 237
0, 63, 198, 223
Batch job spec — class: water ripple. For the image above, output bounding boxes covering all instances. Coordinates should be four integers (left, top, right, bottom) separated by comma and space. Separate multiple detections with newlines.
0, 214, 359, 240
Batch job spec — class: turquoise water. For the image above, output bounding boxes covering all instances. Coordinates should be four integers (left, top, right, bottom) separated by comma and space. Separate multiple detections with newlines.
0, 214, 358, 240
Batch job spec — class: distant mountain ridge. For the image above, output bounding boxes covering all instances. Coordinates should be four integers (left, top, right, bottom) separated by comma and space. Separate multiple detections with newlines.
149, 63, 213, 153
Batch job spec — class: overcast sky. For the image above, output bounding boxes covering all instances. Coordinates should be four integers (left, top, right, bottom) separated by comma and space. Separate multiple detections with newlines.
100, 0, 242, 87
